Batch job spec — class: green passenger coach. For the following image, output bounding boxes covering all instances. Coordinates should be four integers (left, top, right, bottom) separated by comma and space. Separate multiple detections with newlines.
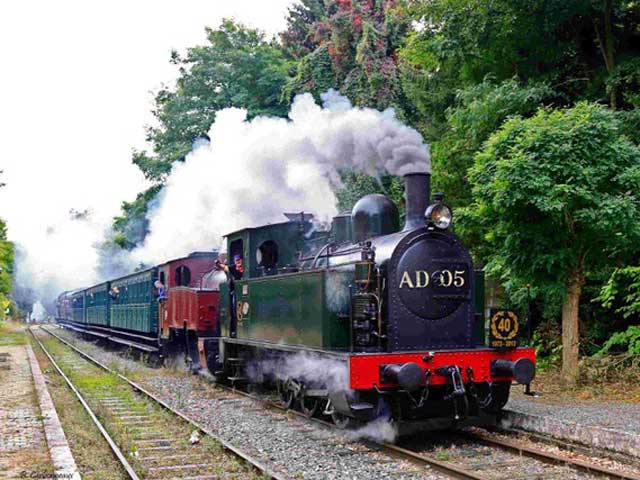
71, 290, 85, 324
110, 268, 159, 334
86, 282, 110, 326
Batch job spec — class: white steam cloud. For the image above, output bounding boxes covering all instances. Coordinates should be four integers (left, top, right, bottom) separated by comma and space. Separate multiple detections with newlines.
348, 417, 398, 443
28, 301, 48, 323
133, 90, 430, 264
11, 209, 135, 312
3, 89, 430, 313
247, 351, 351, 392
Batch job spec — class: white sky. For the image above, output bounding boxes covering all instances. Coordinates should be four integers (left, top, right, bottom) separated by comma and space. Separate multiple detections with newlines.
0, 0, 297, 241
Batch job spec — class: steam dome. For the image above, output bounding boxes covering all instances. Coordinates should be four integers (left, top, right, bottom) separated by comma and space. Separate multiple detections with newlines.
351, 194, 400, 242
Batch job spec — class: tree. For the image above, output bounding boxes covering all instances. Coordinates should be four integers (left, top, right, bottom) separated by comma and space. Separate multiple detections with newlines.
282, 0, 413, 117
0, 173, 13, 319
461, 103, 640, 383
400, 0, 640, 132
281, 0, 327, 58
136, 19, 291, 183
0, 220, 13, 296
431, 79, 557, 208
111, 186, 162, 249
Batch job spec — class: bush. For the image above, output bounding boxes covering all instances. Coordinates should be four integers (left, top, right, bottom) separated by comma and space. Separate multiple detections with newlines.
597, 325, 640, 357
596, 266, 640, 319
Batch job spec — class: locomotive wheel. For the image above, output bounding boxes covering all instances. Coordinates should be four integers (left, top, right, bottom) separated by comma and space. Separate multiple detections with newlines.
331, 412, 354, 429
146, 352, 163, 368
478, 381, 511, 414
277, 380, 295, 410
300, 395, 319, 418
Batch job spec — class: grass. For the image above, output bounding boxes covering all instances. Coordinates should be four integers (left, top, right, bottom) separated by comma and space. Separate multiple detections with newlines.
0, 320, 27, 346
435, 451, 452, 461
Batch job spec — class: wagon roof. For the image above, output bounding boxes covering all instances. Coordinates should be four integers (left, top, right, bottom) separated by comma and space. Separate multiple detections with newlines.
158, 250, 218, 266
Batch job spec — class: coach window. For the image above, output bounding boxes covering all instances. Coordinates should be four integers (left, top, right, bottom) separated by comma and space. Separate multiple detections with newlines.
176, 265, 191, 286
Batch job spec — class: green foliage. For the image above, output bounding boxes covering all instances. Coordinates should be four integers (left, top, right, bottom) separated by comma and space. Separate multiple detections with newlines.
284, 44, 337, 98
400, 0, 640, 133
532, 321, 562, 370
137, 19, 291, 182
607, 58, 640, 109
0, 217, 14, 321
597, 325, 640, 356
461, 102, 640, 312
617, 108, 640, 146
596, 266, 640, 319
431, 78, 556, 207
111, 185, 162, 249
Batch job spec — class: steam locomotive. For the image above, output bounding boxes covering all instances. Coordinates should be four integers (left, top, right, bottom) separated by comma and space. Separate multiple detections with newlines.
57, 171, 535, 433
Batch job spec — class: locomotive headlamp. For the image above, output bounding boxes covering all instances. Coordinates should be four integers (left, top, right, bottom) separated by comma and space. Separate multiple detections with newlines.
425, 197, 452, 230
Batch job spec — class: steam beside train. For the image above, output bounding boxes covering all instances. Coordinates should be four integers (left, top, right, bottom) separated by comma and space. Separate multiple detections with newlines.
56, 171, 536, 433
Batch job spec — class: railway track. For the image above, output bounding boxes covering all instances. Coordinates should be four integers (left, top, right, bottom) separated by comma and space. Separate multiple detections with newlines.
221, 372, 640, 480
31, 326, 285, 480
47, 325, 640, 480
222, 385, 490, 479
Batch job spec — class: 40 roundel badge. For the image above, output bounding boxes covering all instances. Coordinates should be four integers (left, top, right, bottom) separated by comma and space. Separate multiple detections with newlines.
489, 309, 519, 348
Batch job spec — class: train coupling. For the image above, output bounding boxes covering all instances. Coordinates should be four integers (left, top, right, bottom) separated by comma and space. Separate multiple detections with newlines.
435, 365, 466, 399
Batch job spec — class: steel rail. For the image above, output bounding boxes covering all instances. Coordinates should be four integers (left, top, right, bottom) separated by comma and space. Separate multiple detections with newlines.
38, 326, 287, 480
28, 328, 141, 480
464, 430, 640, 480
368, 441, 488, 480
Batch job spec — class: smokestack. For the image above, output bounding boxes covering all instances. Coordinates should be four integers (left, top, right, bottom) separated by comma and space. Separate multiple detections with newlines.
403, 173, 430, 231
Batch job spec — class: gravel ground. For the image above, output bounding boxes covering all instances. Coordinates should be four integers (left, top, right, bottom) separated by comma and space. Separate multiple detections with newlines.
49, 327, 444, 479
507, 389, 640, 435
148, 375, 441, 479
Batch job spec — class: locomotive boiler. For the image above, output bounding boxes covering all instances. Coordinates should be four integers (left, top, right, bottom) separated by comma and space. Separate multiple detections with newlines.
212, 171, 536, 432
